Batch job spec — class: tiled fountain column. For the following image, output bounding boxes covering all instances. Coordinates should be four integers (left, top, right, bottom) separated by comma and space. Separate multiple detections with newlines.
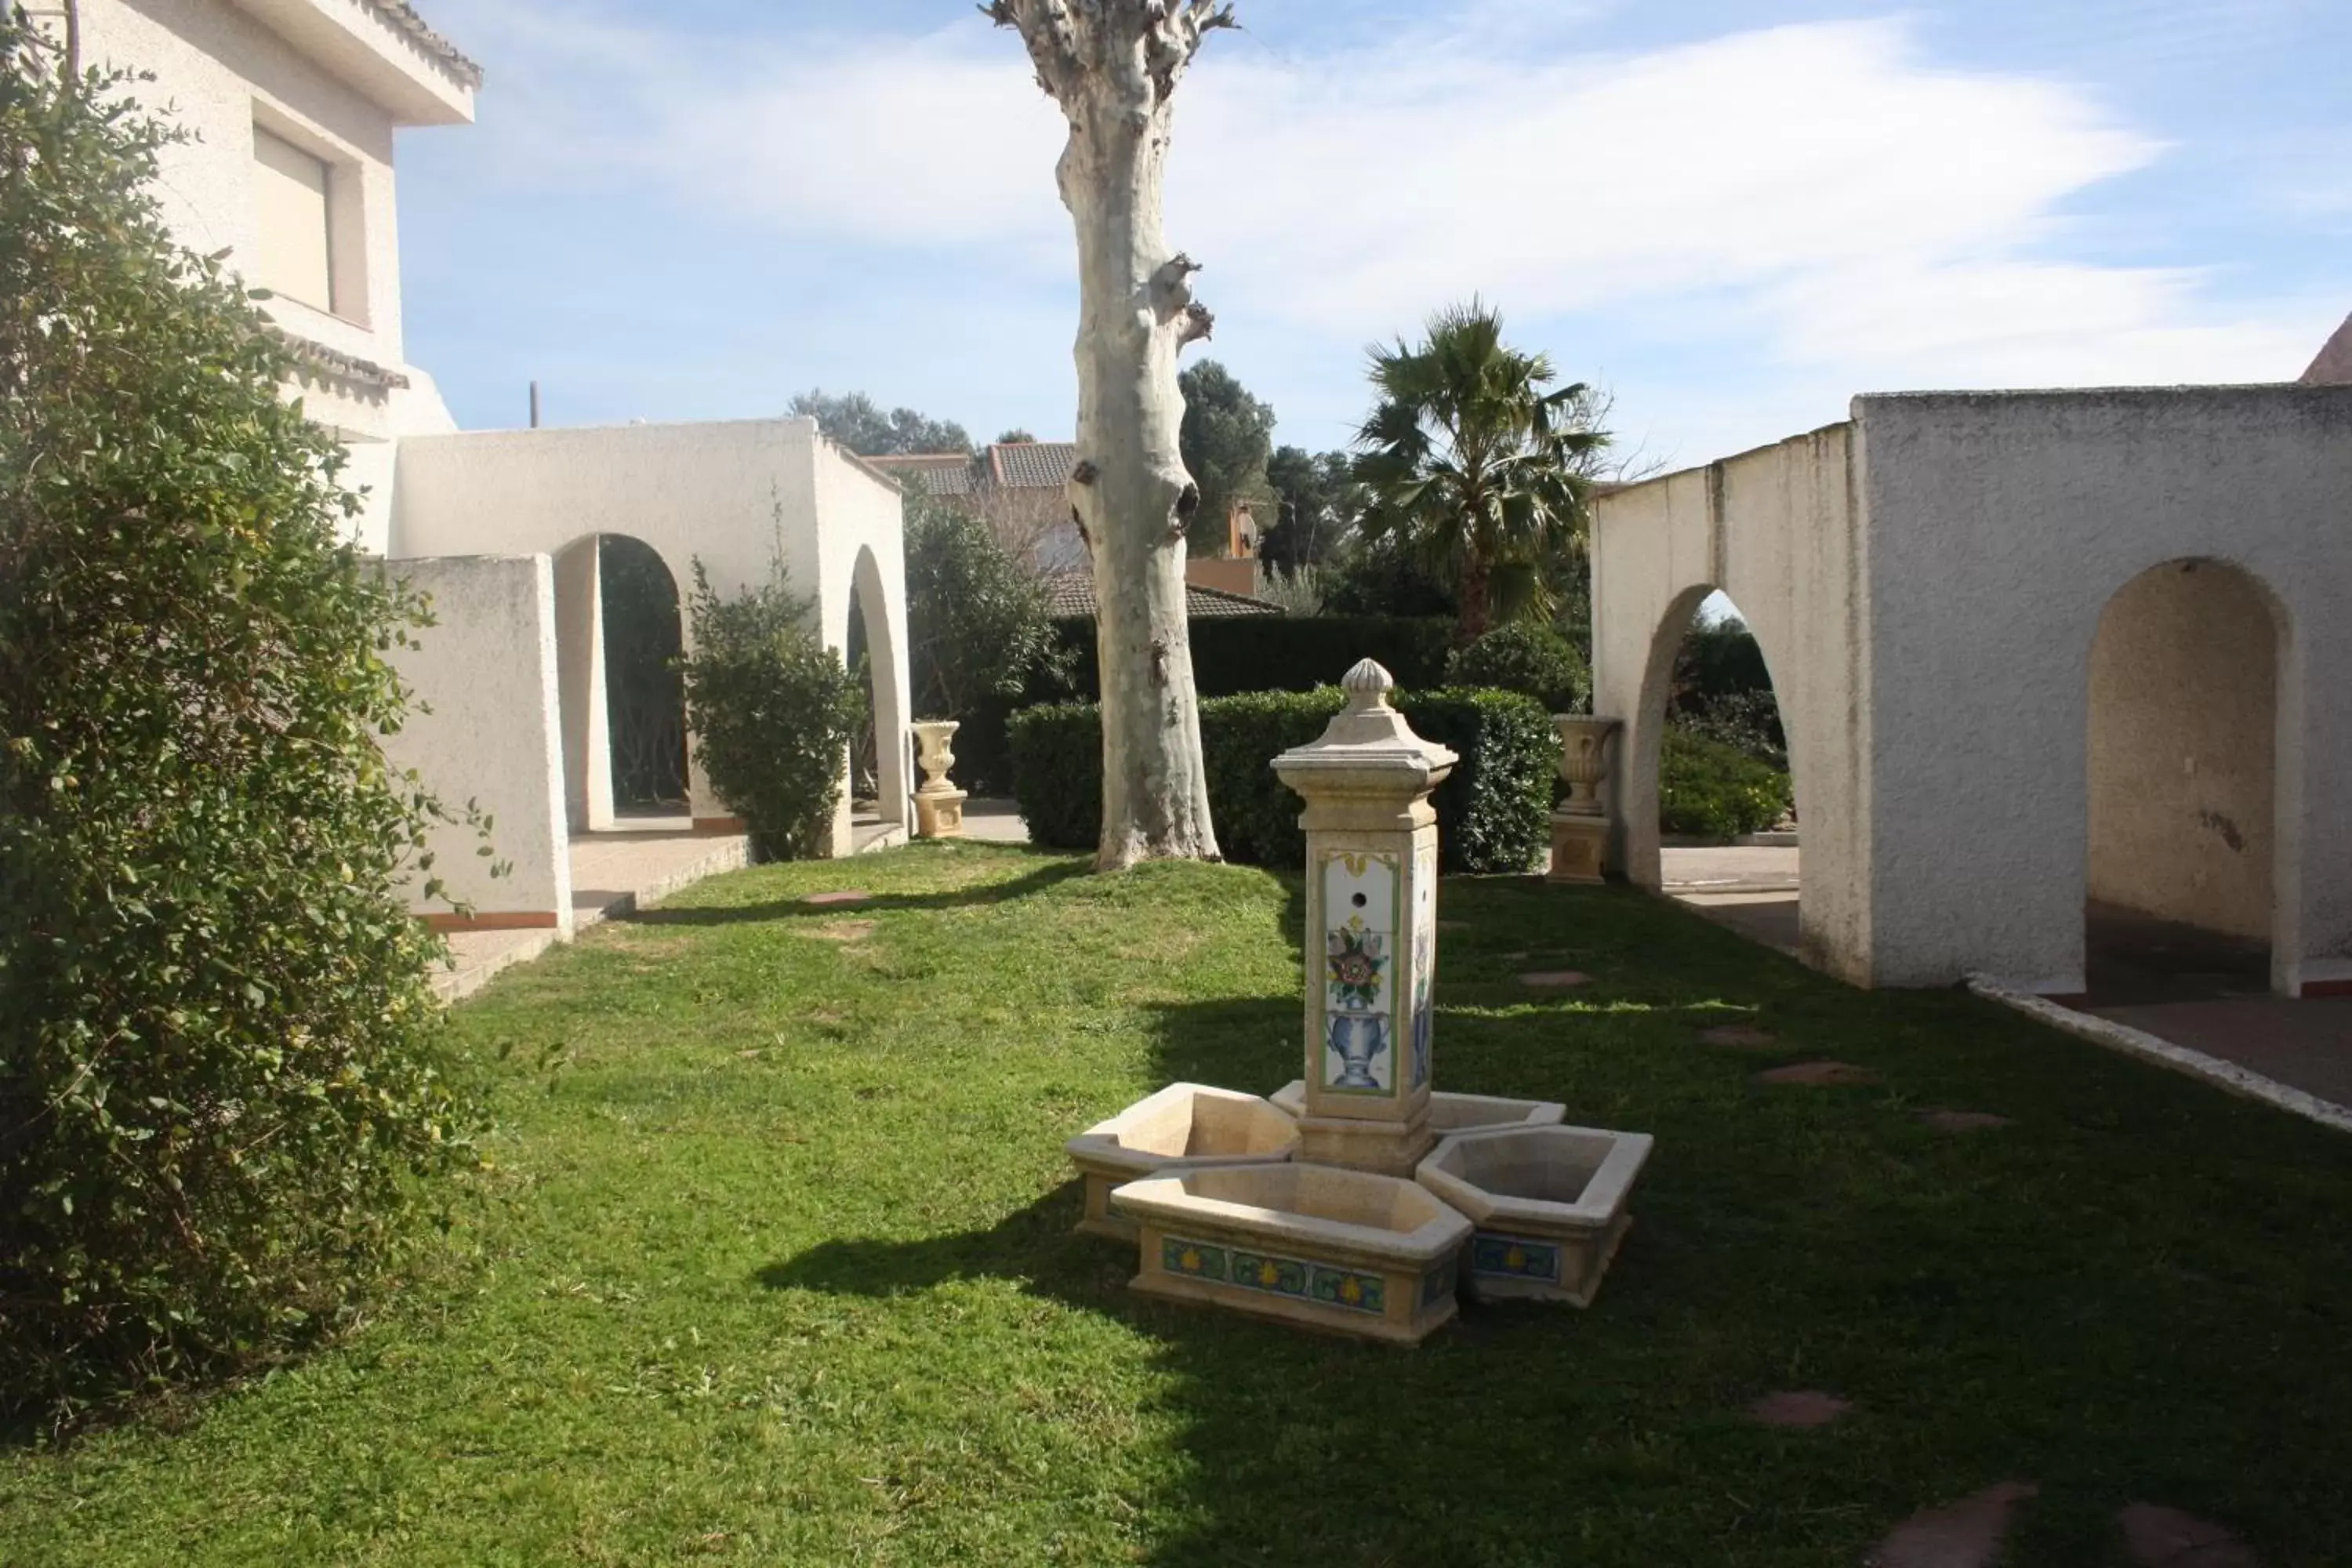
1272, 660, 1459, 1177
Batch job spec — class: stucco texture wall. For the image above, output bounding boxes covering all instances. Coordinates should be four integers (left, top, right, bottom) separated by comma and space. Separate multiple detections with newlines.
379, 556, 570, 926
1859, 386, 2352, 996
1595, 383, 2352, 997
391, 419, 911, 855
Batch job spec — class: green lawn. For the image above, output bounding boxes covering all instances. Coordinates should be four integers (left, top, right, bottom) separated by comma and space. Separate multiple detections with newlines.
5, 843, 2350, 1566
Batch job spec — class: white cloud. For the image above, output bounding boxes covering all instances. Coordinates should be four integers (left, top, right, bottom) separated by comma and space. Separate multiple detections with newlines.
419, 0, 2331, 440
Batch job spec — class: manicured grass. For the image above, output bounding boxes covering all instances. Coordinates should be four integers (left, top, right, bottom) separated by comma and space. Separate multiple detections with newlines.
5, 842, 2351, 1565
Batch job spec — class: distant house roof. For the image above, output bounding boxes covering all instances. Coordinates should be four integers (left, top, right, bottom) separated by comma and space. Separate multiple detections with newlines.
989, 441, 1080, 490
363, 0, 485, 86
1044, 571, 1283, 621
866, 441, 1079, 499
2304, 311, 2352, 386
864, 452, 982, 497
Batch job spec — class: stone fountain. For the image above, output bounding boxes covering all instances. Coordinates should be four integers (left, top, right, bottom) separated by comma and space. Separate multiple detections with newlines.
1067, 660, 1655, 1344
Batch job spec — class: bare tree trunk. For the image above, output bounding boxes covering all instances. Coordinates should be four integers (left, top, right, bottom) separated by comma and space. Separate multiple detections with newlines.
989, 0, 1231, 871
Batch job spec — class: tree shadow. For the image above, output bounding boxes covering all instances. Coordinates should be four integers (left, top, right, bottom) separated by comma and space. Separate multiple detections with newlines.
626, 855, 1091, 927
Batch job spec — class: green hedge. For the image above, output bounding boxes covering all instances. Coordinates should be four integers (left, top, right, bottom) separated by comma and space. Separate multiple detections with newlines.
1661, 728, 1792, 838
1037, 615, 1456, 704
1011, 687, 1554, 874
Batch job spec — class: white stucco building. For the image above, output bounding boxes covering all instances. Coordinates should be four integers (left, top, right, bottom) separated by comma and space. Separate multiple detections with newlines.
67, 0, 912, 934
1592, 346, 2352, 1000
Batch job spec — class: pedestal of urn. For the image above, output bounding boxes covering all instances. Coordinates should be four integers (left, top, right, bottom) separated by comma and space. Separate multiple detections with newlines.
912, 720, 967, 840
1548, 715, 1620, 886
1272, 660, 1459, 1178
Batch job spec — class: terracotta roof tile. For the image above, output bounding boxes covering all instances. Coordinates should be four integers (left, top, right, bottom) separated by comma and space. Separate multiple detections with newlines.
988, 441, 1079, 490
2304, 311, 2352, 386
1043, 572, 1283, 620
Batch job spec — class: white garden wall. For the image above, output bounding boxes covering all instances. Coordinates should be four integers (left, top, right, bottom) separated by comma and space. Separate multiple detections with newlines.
379, 556, 570, 930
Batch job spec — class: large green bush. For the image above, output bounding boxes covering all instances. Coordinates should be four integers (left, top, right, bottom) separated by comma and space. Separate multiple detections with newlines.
680, 561, 861, 861
1011, 687, 1553, 873
1660, 729, 1793, 838
1444, 622, 1591, 714
1, 34, 474, 1417
904, 496, 1062, 795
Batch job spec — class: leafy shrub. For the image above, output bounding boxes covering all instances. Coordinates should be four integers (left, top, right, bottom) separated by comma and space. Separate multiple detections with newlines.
1011, 687, 1553, 874
681, 561, 861, 861
1660, 729, 1792, 838
905, 496, 1062, 795
1034, 615, 1455, 705
1444, 622, 1591, 714
1675, 688, 1787, 772
1, 34, 474, 1418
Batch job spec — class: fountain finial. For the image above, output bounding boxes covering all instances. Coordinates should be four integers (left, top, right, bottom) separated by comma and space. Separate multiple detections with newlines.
1341, 659, 1396, 709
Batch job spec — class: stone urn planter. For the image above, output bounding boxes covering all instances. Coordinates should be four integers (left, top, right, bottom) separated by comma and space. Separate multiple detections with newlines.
1416, 1123, 1653, 1307
1065, 1083, 1298, 1243
1272, 1080, 1565, 1139
911, 720, 966, 839
1112, 1161, 1472, 1346
1548, 715, 1621, 885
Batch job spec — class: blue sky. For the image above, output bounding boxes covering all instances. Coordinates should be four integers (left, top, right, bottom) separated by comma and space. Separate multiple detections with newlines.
395, 0, 2349, 469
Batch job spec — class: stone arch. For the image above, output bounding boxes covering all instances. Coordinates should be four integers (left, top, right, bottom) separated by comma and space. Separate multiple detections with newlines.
851, 543, 910, 838
2082, 555, 2292, 995
552, 531, 691, 834
1621, 586, 1803, 891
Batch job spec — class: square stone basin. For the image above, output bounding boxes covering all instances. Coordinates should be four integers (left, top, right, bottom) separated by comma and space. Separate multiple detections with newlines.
1065, 1083, 1298, 1243
1271, 1080, 1566, 1137
1110, 1161, 1472, 1346
1417, 1124, 1654, 1307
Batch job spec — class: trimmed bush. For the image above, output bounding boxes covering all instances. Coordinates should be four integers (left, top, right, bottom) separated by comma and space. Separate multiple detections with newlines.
1444, 622, 1591, 714
1011, 687, 1553, 874
1036, 615, 1456, 705
681, 562, 862, 861
2, 36, 474, 1417
1660, 729, 1792, 838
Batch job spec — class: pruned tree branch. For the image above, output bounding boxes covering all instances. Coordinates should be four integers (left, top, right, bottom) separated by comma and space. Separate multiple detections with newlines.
1177, 303, 1215, 348
984, 0, 1236, 107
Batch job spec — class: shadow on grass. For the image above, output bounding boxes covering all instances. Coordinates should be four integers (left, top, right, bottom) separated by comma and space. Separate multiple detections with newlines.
626, 856, 1090, 927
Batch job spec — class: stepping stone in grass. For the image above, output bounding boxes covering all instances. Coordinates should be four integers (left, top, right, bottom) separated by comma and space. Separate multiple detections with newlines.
1700, 1024, 1780, 1050
804, 891, 872, 907
1920, 1110, 2013, 1133
1868, 1482, 2038, 1568
1746, 1391, 1851, 1428
1519, 971, 1593, 990
2119, 1504, 2259, 1566
1756, 1061, 1880, 1087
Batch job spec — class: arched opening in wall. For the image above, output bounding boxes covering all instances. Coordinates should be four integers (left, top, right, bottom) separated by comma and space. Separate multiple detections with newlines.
598, 537, 688, 819
845, 593, 880, 826
2083, 558, 2281, 1004
551, 534, 690, 840
1644, 590, 1801, 956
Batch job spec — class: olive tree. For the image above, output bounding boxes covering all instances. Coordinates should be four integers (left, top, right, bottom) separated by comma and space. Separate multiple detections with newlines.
985, 0, 1234, 869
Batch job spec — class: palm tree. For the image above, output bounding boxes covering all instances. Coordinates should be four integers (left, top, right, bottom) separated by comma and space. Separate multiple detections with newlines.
1352, 300, 1606, 643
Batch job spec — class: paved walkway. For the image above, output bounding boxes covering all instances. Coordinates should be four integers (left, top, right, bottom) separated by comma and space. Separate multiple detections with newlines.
962, 797, 1033, 844
434, 829, 748, 1003
1664, 845, 1802, 957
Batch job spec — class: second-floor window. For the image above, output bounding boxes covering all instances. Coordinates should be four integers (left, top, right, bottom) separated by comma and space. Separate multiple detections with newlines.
252, 125, 335, 315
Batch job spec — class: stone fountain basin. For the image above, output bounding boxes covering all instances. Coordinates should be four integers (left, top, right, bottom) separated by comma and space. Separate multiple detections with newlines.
1110, 1161, 1472, 1346
1417, 1124, 1654, 1307
1065, 1083, 1299, 1243
1271, 1080, 1566, 1138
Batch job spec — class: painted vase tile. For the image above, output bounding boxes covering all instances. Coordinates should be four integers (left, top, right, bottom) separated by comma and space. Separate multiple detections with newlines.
1321, 851, 1399, 1094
